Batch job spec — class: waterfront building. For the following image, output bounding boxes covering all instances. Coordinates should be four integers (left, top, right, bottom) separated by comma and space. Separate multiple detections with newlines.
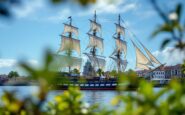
146, 66, 166, 84
136, 69, 149, 77
164, 64, 185, 78
0, 74, 8, 83
136, 64, 185, 84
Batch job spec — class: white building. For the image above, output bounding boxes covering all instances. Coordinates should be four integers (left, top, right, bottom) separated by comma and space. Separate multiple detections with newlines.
146, 66, 170, 84
153, 70, 165, 79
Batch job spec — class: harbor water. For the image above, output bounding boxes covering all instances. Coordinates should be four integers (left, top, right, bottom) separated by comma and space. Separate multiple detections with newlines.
0, 86, 163, 108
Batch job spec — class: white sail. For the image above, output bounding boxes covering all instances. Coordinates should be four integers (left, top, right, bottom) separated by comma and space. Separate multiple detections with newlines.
136, 63, 150, 70
110, 56, 128, 71
115, 38, 127, 57
63, 24, 78, 37
89, 20, 101, 33
84, 53, 105, 69
54, 55, 82, 70
132, 40, 153, 70
58, 36, 81, 55
115, 23, 125, 37
86, 34, 104, 53
140, 42, 161, 65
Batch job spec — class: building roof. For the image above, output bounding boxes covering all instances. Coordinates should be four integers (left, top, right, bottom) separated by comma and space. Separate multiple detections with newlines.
164, 64, 181, 70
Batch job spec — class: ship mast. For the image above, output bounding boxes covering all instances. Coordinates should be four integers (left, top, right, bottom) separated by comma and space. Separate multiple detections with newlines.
84, 11, 105, 72
116, 14, 121, 72
57, 16, 81, 73
91, 11, 97, 57
68, 16, 72, 73
110, 14, 127, 72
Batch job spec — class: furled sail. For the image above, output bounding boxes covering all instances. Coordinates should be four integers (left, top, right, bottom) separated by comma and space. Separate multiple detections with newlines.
86, 33, 104, 53
115, 23, 125, 37
63, 23, 78, 37
139, 41, 161, 65
89, 20, 101, 33
58, 36, 81, 55
132, 40, 153, 69
84, 53, 105, 69
54, 55, 82, 70
110, 57, 128, 71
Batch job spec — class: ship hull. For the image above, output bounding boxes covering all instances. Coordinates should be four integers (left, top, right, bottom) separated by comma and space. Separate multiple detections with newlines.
56, 85, 117, 90
54, 82, 137, 91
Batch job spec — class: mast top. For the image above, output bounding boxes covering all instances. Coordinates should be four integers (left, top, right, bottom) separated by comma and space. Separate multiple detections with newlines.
118, 14, 121, 26
94, 10, 97, 22
68, 16, 72, 25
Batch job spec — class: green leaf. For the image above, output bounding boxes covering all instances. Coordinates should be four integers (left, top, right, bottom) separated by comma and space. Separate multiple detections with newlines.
161, 39, 171, 49
151, 24, 173, 38
176, 3, 182, 22
19, 62, 37, 79
76, 0, 96, 6
51, 0, 63, 4
44, 50, 53, 70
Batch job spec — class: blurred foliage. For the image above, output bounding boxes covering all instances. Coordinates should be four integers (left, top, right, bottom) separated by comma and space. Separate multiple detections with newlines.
0, 0, 97, 18
109, 70, 118, 77
96, 68, 103, 76
46, 87, 98, 115
151, 0, 185, 50
0, 50, 185, 114
182, 60, 185, 74
1, 0, 185, 115
0, 0, 20, 18
8, 71, 19, 78
72, 68, 80, 74
51, 0, 96, 5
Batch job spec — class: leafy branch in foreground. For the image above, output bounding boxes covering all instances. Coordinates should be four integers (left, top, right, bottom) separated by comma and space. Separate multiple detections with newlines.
151, 0, 185, 50
0, 0, 97, 18
0, 52, 185, 115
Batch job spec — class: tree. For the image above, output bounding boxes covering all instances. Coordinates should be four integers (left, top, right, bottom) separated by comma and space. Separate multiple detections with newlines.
182, 60, 185, 74
109, 70, 117, 77
96, 68, 103, 76
72, 68, 80, 74
8, 71, 19, 78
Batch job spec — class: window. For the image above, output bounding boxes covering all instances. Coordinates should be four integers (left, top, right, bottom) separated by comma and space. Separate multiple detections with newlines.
175, 70, 177, 75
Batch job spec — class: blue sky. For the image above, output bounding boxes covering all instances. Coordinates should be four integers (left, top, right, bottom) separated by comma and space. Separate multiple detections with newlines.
0, 0, 185, 74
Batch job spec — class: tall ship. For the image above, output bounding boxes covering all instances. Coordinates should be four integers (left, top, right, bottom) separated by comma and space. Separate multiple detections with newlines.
55, 12, 162, 90
56, 16, 82, 73
83, 11, 106, 76
109, 14, 128, 72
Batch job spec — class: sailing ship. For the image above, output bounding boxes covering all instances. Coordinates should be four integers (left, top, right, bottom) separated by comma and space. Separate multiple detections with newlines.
56, 16, 82, 73
55, 12, 162, 90
83, 11, 106, 73
110, 14, 128, 72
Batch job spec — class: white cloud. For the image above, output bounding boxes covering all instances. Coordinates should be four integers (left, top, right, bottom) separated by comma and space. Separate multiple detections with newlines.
12, 0, 44, 18
77, 0, 138, 16
47, 8, 72, 22
47, 0, 138, 22
10, 0, 139, 22
27, 59, 39, 66
0, 59, 38, 68
0, 59, 17, 68
153, 47, 185, 66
